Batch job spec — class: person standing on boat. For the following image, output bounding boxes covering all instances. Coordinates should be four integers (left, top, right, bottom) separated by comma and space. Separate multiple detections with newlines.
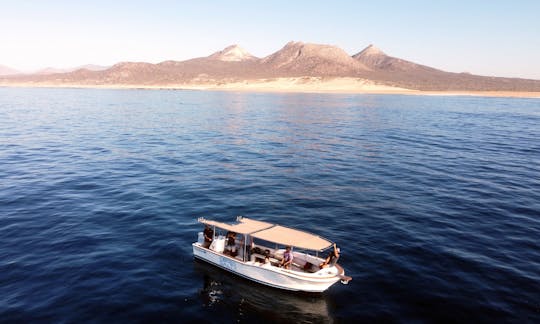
203, 225, 213, 248
320, 243, 340, 268
279, 246, 293, 269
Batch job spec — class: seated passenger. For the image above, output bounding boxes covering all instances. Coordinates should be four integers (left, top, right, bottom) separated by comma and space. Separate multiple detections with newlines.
319, 243, 340, 269
279, 246, 293, 269
303, 262, 314, 272
203, 225, 213, 248
225, 231, 237, 256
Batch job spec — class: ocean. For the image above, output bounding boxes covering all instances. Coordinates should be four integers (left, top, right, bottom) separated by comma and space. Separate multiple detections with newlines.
1, 87, 539, 323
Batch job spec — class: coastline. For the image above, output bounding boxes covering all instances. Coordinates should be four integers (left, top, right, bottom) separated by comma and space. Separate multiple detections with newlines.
2, 77, 540, 98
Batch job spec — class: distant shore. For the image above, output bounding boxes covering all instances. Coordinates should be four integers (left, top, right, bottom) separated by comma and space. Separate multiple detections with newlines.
2, 77, 540, 98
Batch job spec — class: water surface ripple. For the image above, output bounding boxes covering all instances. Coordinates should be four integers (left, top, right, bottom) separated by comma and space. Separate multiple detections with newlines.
1, 88, 539, 322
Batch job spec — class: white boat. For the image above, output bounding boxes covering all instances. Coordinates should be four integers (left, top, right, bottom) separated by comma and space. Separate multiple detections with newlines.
192, 216, 352, 292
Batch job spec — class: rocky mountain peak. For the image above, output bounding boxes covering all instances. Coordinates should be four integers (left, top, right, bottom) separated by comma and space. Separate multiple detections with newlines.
352, 44, 386, 59
261, 41, 370, 73
208, 44, 257, 61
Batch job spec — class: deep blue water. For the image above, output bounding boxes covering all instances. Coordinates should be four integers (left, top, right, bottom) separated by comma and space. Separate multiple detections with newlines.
1, 87, 539, 323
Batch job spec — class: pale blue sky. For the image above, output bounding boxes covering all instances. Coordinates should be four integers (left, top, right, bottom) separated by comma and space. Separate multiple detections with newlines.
2, 0, 539, 79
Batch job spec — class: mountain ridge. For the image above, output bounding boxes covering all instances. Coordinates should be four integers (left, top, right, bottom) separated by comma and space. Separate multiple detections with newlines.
353, 44, 443, 73
0, 64, 21, 76
260, 41, 371, 75
1, 42, 539, 92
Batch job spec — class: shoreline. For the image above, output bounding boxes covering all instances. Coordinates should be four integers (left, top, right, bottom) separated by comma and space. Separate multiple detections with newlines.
2, 77, 540, 99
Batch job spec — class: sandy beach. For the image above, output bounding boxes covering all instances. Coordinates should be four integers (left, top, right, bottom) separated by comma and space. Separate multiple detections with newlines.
2, 77, 540, 98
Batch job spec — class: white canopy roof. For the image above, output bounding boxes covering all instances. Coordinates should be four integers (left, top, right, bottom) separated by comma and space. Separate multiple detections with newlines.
198, 216, 273, 234
199, 217, 333, 251
251, 225, 332, 251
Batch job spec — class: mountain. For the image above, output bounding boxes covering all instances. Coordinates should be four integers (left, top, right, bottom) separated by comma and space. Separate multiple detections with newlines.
352, 44, 540, 91
35, 64, 110, 75
353, 44, 439, 73
208, 45, 257, 62
77, 64, 110, 72
261, 41, 369, 76
0, 64, 21, 76
2, 41, 540, 92
36, 67, 71, 75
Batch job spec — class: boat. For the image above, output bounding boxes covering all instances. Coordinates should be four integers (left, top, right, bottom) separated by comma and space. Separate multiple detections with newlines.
192, 216, 352, 292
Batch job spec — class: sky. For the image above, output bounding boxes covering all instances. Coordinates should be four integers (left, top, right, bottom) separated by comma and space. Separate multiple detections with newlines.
2, 0, 540, 79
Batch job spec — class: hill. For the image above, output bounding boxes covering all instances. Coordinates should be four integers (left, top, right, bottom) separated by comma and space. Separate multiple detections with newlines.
352, 45, 540, 91
0, 65, 21, 76
260, 41, 369, 76
1, 41, 540, 93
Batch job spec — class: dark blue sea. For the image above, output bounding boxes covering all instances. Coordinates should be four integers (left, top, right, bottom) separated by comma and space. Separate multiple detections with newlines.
1, 87, 539, 323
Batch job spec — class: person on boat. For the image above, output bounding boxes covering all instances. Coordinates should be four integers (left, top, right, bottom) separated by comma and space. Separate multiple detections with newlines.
279, 246, 293, 269
240, 235, 253, 260
225, 231, 237, 256
264, 249, 271, 264
319, 243, 340, 269
203, 225, 213, 248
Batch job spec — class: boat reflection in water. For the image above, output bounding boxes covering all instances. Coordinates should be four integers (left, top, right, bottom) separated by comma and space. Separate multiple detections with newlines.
194, 260, 333, 323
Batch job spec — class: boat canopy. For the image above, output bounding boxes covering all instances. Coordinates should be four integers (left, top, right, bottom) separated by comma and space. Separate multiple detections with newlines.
199, 216, 333, 251
251, 225, 333, 251
198, 216, 273, 234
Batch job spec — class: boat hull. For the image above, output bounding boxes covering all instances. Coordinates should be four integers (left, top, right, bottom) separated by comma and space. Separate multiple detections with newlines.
192, 243, 341, 292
